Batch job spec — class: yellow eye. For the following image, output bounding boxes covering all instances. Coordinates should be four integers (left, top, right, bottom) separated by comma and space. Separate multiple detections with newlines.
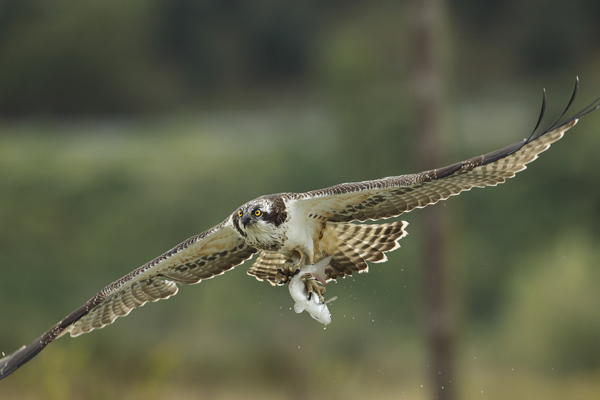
254, 209, 261, 216
238, 210, 243, 217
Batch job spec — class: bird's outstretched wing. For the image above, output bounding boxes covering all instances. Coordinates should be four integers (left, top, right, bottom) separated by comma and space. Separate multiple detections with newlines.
0, 218, 257, 380
286, 79, 600, 223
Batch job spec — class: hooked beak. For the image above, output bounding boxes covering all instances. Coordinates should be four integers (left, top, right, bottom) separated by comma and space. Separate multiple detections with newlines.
242, 213, 253, 227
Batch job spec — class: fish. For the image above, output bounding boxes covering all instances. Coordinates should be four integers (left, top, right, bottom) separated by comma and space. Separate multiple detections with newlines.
287, 256, 336, 325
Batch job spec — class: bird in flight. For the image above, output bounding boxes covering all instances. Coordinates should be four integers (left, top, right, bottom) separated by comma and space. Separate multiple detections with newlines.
1, 79, 598, 380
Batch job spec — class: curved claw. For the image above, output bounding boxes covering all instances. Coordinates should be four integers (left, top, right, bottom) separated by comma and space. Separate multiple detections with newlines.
301, 273, 326, 303
275, 261, 300, 284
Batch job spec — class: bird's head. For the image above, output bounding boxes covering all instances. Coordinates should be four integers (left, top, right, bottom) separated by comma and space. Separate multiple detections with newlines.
232, 195, 288, 247
237, 200, 270, 229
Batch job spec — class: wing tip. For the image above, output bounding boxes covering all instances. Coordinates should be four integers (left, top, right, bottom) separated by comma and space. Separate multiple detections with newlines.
0, 335, 48, 381
478, 78, 598, 168
528, 77, 600, 143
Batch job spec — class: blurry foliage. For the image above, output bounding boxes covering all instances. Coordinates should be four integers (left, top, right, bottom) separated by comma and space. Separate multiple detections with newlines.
0, 0, 174, 115
0, 0, 599, 115
0, 0, 337, 115
500, 232, 600, 372
451, 0, 600, 73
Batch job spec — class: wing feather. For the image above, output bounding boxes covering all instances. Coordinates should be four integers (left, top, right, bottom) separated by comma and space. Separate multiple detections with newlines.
247, 251, 289, 285
0, 218, 257, 379
66, 219, 256, 337
286, 81, 600, 223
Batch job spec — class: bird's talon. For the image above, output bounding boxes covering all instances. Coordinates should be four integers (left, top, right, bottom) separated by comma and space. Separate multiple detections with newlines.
275, 262, 301, 284
301, 273, 326, 303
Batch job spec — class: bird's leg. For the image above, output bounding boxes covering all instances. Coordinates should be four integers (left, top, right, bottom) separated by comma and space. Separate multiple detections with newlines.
301, 273, 326, 303
276, 256, 302, 285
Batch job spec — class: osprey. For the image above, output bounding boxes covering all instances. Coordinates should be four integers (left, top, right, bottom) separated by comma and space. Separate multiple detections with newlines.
1, 79, 598, 380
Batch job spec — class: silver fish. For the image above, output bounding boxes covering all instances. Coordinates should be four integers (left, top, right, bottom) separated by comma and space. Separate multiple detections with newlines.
288, 256, 335, 325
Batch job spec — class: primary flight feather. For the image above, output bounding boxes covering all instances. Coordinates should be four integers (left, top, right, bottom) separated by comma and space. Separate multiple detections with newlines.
1, 79, 598, 380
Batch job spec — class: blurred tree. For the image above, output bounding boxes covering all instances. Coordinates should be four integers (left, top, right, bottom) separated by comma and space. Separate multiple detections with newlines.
411, 0, 456, 399
0, 0, 181, 116
1, 0, 598, 116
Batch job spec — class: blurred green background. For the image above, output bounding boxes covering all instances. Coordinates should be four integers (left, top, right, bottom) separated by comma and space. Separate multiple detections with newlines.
1, 0, 600, 399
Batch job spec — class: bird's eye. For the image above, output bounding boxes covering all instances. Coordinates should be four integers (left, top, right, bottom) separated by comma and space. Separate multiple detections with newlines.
238, 210, 243, 217
254, 209, 261, 217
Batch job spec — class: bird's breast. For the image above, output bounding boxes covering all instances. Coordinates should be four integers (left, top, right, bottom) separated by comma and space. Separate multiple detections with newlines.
243, 221, 287, 251
276, 217, 327, 264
